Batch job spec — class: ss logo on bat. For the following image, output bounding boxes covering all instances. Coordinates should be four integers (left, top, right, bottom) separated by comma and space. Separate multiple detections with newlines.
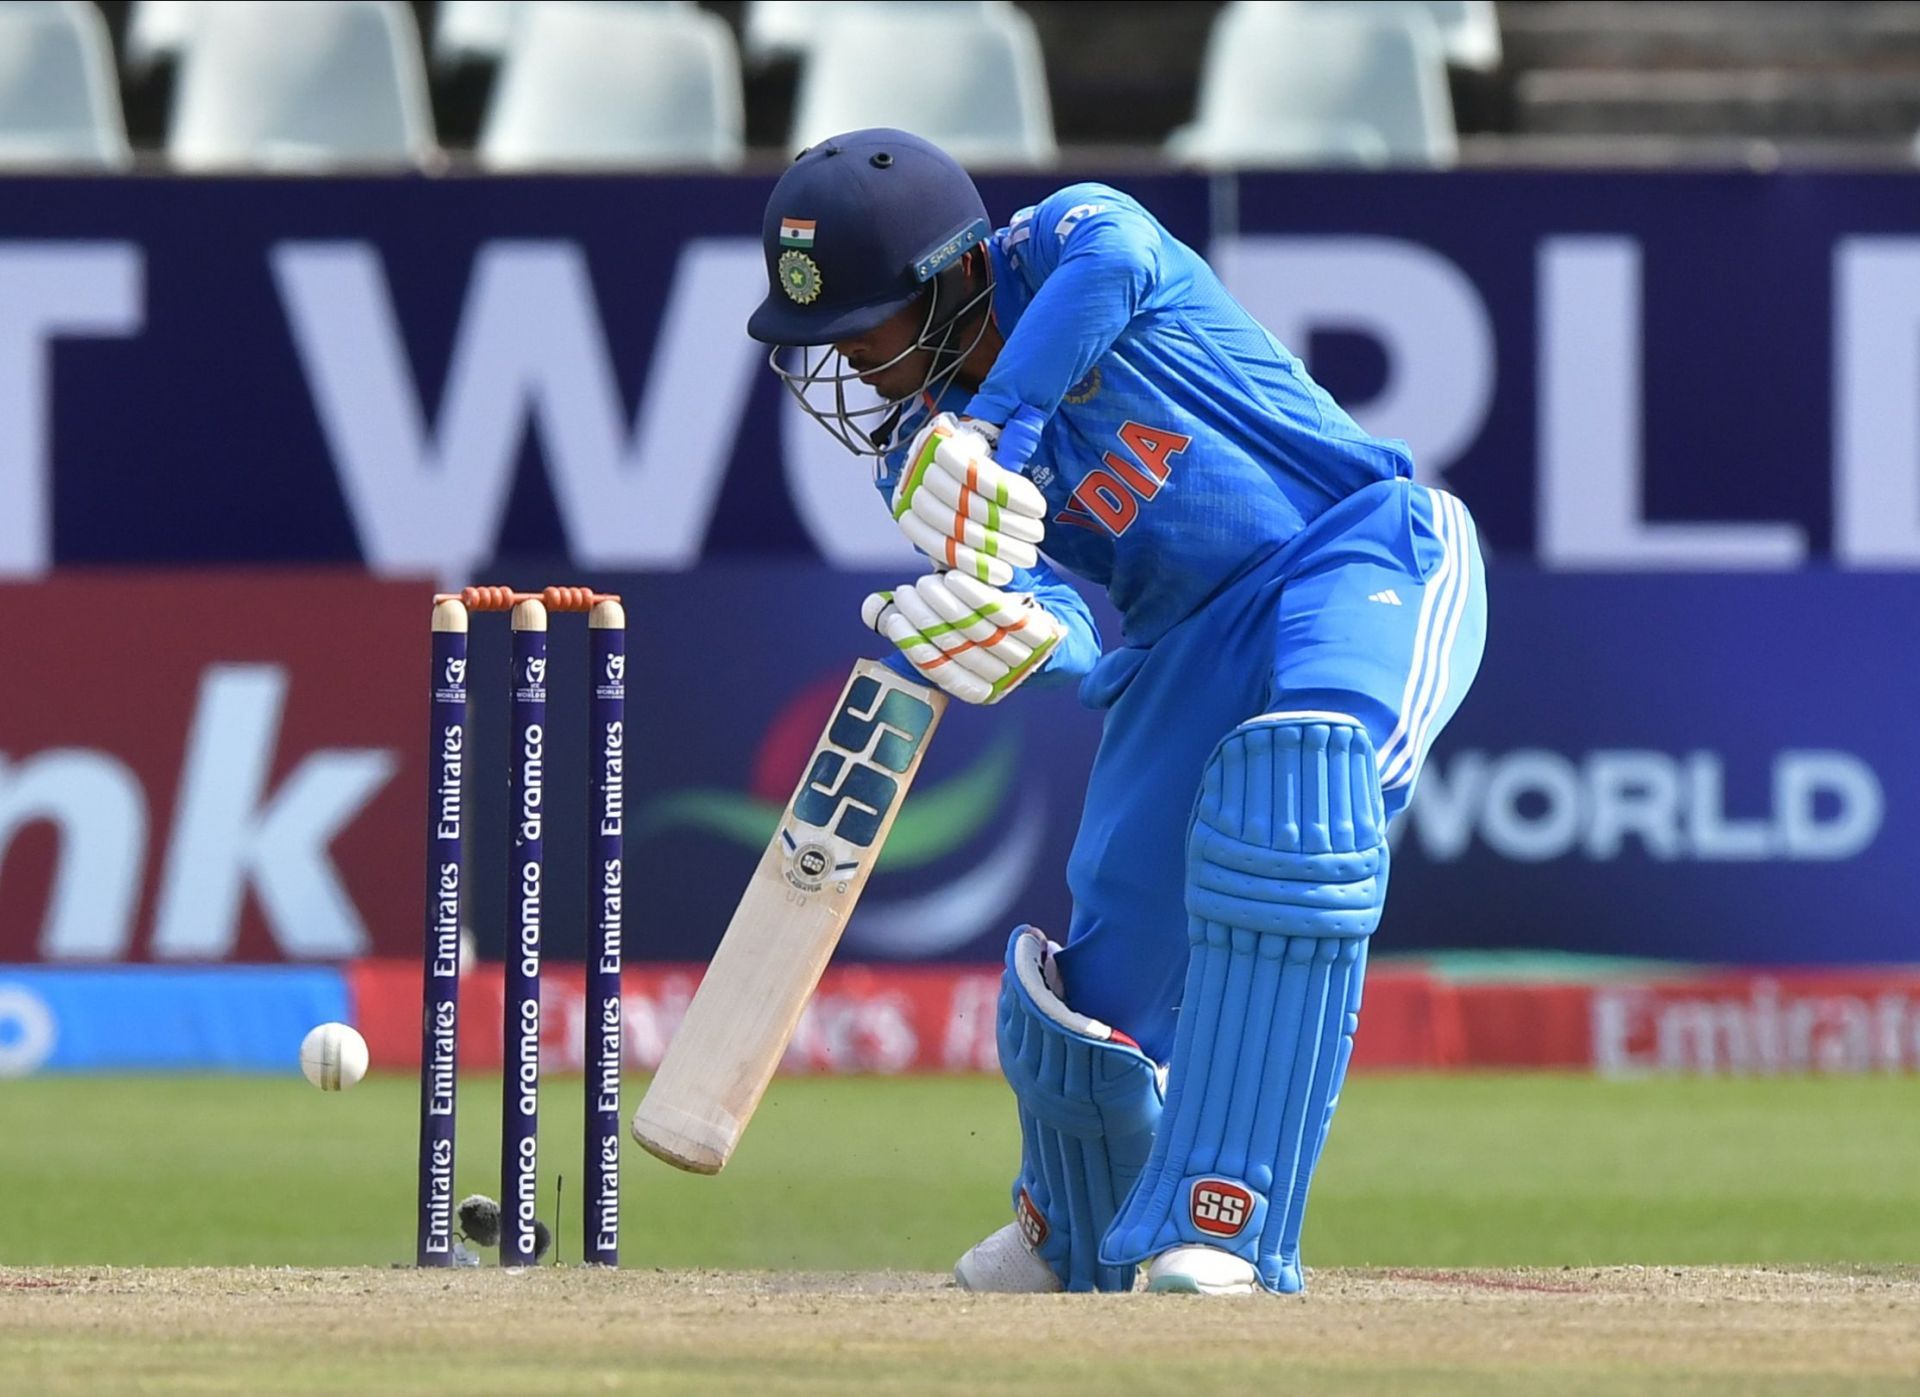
791, 678, 934, 848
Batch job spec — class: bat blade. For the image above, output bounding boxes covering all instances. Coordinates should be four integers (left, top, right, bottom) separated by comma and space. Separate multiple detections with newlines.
632, 659, 947, 1173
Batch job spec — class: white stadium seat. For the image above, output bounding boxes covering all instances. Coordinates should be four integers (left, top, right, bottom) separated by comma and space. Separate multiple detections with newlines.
789, 4, 1056, 167
1172, 118, 1391, 169
167, 0, 438, 171
0, 0, 131, 169
124, 0, 204, 71
1170, 2, 1457, 169
433, 0, 695, 69
1293, 1, 1502, 74
478, 2, 744, 169
1416, 0, 1502, 73
742, 0, 819, 66
745, 0, 1009, 68
431, 0, 519, 67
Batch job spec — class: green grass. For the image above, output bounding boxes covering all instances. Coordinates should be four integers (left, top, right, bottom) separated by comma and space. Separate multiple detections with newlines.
3, 1072, 1918, 1268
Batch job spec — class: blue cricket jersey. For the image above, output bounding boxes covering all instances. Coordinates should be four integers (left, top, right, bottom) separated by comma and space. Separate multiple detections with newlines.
876, 182, 1414, 685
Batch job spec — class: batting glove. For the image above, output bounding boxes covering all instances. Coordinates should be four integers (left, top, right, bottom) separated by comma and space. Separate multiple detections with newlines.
862, 571, 1065, 706
892, 413, 1049, 587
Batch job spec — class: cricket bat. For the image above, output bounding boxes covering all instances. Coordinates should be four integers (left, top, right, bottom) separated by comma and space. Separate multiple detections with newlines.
632, 659, 947, 1173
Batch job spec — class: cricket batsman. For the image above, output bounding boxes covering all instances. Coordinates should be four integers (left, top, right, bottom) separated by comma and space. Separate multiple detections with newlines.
747, 130, 1487, 1295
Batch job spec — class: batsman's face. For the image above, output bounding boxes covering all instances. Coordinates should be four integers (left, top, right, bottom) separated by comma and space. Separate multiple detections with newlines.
834, 298, 931, 401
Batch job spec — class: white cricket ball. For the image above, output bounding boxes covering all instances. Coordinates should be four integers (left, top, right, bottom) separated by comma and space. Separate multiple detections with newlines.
300, 1022, 370, 1091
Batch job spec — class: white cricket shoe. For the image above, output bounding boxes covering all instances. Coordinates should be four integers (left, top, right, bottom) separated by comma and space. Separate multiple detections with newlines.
1145, 1245, 1258, 1295
953, 1222, 1062, 1293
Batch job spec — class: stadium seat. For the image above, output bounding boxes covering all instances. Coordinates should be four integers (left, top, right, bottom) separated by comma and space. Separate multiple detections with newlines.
1171, 118, 1391, 168
432, 0, 695, 70
124, 0, 203, 72
0, 0, 131, 169
430, 0, 517, 68
1415, 0, 1502, 73
167, 0, 438, 171
1170, 2, 1458, 168
1293, 1, 1502, 74
788, 4, 1056, 167
745, 0, 1010, 68
477, 2, 744, 169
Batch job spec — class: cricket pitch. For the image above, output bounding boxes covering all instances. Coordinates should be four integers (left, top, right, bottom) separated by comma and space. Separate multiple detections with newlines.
5, 1264, 1917, 1395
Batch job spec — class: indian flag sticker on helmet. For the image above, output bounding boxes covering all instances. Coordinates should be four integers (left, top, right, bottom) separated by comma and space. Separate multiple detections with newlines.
778, 250, 822, 304
779, 217, 817, 248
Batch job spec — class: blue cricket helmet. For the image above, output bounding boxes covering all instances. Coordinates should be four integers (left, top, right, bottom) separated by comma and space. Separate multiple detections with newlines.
747, 129, 992, 347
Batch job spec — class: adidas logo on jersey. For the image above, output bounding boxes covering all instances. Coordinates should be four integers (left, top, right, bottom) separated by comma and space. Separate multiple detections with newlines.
1368, 590, 1404, 606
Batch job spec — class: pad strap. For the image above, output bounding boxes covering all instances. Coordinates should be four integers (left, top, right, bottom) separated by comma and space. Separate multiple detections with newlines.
998, 926, 1164, 1292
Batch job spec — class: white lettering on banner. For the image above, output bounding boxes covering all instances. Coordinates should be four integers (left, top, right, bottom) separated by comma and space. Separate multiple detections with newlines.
1402, 749, 1883, 863
1538, 238, 1807, 569
270, 239, 764, 580
0, 985, 57, 1076
1594, 982, 1920, 1075
0, 245, 143, 577
1835, 239, 1920, 565
1210, 236, 1493, 489
0, 752, 147, 959
150, 666, 395, 959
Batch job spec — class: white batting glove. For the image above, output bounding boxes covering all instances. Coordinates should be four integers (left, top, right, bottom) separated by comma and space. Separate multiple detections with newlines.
862, 571, 1066, 706
892, 413, 1049, 587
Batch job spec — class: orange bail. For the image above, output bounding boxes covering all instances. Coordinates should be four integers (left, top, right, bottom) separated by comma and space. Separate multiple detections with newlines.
538, 585, 618, 613
434, 585, 622, 612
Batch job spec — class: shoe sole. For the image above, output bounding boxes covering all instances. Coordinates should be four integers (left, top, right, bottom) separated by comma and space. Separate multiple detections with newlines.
1147, 1273, 1201, 1295
953, 1256, 1061, 1294
1147, 1273, 1257, 1296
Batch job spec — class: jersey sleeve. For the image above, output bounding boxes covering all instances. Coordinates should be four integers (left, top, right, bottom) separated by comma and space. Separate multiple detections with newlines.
965, 186, 1165, 452
1008, 554, 1102, 688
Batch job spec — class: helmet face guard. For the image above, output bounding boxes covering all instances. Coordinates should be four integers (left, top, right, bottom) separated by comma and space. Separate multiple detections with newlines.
768, 259, 995, 461
746, 130, 995, 462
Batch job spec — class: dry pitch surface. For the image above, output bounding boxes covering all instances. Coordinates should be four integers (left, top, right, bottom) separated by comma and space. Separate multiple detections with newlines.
4, 1265, 1917, 1395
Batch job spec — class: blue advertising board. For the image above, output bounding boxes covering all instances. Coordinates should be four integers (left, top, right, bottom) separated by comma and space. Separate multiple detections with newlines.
0, 173, 1204, 574
3, 170, 1918, 968
7, 171, 1920, 579
1385, 568, 1920, 964
1224, 171, 1920, 563
448, 565, 1112, 966
0, 967, 348, 1073
442, 562, 1917, 967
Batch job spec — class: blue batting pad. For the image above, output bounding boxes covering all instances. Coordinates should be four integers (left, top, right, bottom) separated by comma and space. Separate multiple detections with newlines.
998, 926, 1164, 1293
1100, 715, 1386, 1293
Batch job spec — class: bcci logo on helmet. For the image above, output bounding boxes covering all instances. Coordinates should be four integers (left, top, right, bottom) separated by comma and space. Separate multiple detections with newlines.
778, 250, 822, 304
